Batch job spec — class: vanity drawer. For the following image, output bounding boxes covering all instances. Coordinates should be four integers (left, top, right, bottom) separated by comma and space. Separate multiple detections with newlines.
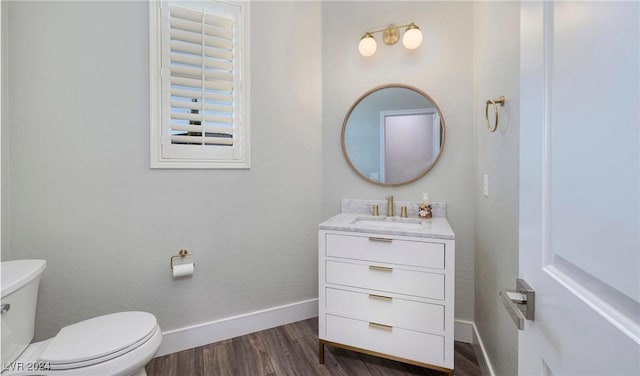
325, 260, 445, 300
325, 288, 445, 333
325, 233, 445, 269
325, 314, 444, 365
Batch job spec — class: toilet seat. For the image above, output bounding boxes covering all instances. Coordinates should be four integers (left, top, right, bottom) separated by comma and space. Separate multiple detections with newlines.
39, 312, 157, 370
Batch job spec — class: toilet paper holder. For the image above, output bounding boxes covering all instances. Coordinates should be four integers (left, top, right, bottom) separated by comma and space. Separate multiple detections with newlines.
170, 249, 193, 270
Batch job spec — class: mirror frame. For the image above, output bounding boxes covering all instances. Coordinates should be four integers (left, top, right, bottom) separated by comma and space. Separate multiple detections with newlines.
341, 84, 446, 187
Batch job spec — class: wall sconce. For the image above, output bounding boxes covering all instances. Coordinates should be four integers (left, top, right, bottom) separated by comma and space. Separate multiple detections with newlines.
358, 23, 423, 57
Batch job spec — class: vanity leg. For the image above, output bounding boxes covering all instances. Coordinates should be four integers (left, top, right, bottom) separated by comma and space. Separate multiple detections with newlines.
319, 340, 325, 364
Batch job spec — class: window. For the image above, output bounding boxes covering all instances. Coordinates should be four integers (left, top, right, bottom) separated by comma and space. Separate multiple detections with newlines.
150, 1, 249, 169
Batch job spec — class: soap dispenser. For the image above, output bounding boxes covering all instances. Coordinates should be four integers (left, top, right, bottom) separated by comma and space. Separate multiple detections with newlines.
418, 193, 432, 218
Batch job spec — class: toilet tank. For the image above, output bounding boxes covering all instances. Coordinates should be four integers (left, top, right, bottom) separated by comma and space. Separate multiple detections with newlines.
1, 260, 47, 369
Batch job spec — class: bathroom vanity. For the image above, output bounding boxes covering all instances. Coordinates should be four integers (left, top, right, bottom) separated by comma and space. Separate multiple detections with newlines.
318, 200, 455, 374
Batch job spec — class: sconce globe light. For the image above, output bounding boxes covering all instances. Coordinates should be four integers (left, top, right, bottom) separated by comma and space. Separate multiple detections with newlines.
402, 23, 423, 50
358, 33, 377, 57
358, 22, 423, 57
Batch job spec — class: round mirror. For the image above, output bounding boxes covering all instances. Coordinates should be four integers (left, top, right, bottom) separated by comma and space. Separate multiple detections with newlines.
341, 84, 446, 186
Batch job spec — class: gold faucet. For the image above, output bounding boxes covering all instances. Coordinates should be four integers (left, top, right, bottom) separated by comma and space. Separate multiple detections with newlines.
386, 195, 394, 217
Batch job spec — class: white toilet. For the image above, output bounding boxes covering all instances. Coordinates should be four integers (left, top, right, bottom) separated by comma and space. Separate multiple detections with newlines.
1, 260, 162, 376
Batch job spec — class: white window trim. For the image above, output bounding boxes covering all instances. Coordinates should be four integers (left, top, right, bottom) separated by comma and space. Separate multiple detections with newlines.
149, 0, 250, 169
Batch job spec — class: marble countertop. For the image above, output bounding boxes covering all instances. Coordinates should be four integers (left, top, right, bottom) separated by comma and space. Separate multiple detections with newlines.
319, 212, 455, 240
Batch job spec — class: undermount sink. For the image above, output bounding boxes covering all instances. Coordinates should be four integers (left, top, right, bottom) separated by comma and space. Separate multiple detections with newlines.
349, 216, 426, 230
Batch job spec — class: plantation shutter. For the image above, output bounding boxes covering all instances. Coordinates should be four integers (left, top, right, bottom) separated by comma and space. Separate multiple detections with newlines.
160, 3, 243, 161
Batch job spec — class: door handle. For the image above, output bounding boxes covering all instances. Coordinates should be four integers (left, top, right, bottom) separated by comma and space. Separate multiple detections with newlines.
500, 278, 535, 330
1, 303, 10, 314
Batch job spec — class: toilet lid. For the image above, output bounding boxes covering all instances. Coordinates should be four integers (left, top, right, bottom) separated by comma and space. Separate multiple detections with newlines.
39, 311, 157, 369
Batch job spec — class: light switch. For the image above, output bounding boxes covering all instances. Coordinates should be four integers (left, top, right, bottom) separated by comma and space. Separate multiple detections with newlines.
483, 174, 489, 197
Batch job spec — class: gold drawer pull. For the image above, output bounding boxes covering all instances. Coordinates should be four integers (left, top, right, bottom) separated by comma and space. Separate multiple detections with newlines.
369, 322, 393, 331
368, 294, 393, 302
369, 265, 393, 272
368, 237, 392, 243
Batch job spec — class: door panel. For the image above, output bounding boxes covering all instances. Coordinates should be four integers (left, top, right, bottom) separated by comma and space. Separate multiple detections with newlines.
383, 113, 434, 183
519, 1, 639, 374
549, 1, 639, 302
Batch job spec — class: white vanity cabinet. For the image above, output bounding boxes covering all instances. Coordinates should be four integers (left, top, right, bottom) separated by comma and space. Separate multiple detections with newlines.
318, 214, 455, 375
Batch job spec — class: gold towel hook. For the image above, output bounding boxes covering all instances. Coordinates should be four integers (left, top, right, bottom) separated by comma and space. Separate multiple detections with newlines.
485, 96, 505, 132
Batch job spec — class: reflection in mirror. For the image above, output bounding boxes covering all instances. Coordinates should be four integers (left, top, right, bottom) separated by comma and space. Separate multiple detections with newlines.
342, 85, 445, 186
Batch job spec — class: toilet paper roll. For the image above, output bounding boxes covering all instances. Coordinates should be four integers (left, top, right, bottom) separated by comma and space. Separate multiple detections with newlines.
172, 263, 194, 278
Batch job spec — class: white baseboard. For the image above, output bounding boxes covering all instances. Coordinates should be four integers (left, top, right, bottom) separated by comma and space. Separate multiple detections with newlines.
156, 298, 318, 357
454, 319, 474, 343
472, 321, 496, 376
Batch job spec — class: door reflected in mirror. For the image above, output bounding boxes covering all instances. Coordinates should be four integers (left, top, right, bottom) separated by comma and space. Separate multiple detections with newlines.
342, 85, 445, 186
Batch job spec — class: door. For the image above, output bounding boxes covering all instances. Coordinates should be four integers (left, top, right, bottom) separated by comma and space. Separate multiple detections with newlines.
519, 1, 639, 375
381, 110, 437, 183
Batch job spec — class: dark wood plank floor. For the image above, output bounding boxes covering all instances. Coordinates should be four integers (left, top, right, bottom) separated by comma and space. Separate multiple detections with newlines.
146, 317, 482, 376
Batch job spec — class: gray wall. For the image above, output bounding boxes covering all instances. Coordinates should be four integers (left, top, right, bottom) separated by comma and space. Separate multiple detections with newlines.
1, 1, 6, 261
4, 1, 322, 340
473, 2, 520, 375
321, 1, 475, 322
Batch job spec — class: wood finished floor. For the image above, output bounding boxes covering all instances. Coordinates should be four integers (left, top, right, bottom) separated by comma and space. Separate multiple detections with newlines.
146, 317, 482, 376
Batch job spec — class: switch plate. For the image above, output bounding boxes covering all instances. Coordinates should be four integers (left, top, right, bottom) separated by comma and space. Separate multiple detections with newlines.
483, 174, 489, 197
